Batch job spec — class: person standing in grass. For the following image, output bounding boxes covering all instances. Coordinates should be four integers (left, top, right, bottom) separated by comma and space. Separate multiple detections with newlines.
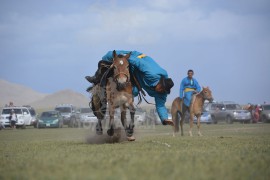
9, 110, 17, 129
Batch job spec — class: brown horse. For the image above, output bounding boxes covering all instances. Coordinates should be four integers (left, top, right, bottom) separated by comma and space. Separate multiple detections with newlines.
171, 87, 213, 136
91, 50, 135, 141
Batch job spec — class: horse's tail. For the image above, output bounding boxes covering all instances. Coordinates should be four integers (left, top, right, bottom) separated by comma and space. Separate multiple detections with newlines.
171, 97, 182, 133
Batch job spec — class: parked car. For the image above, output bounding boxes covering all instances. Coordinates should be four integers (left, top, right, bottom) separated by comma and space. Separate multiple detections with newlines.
184, 110, 213, 124
55, 104, 79, 127
204, 101, 251, 124
260, 104, 270, 123
23, 105, 38, 127
0, 107, 33, 128
77, 107, 98, 127
37, 111, 63, 128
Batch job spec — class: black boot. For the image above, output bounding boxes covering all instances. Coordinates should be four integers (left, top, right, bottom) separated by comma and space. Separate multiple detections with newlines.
85, 60, 112, 85
85, 76, 97, 84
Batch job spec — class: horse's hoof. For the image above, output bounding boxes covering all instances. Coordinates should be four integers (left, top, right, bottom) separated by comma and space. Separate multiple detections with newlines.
96, 130, 103, 135
198, 132, 203, 137
107, 128, 114, 136
96, 128, 103, 135
189, 132, 193, 137
126, 129, 134, 137
126, 125, 134, 137
127, 136, 136, 141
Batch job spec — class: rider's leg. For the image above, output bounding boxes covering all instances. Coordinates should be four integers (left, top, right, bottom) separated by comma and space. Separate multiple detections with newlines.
85, 60, 112, 84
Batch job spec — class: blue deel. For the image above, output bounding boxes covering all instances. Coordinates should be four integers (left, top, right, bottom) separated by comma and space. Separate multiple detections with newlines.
179, 77, 201, 107
102, 50, 169, 122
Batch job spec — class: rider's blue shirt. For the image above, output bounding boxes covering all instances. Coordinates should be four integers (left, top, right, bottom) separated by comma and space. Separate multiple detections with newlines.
179, 77, 201, 107
102, 50, 169, 122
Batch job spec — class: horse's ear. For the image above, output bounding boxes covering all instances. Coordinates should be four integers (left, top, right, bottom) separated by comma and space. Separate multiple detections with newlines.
113, 50, 117, 59
126, 52, 131, 59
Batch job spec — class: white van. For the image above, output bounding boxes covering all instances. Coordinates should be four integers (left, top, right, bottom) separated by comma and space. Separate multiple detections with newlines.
0, 107, 32, 128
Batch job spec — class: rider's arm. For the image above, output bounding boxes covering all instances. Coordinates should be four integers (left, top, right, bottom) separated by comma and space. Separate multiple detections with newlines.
155, 95, 168, 122
179, 78, 185, 98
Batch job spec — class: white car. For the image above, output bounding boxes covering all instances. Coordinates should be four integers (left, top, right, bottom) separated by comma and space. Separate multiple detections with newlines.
78, 108, 98, 127
0, 107, 32, 128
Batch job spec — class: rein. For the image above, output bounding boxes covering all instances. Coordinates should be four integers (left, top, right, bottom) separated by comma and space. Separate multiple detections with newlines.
113, 72, 130, 82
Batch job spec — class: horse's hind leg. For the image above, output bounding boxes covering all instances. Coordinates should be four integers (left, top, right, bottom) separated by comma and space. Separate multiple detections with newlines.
180, 112, 185, 136
171, 103, 179, 137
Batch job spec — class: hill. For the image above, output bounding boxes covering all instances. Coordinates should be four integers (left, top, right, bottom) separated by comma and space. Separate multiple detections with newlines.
30, 89, 89, 109
0, 79, 47, 106
0, 79, 89, 109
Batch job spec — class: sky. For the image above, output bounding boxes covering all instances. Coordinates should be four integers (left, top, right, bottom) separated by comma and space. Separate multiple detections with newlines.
0, 0, 269, 104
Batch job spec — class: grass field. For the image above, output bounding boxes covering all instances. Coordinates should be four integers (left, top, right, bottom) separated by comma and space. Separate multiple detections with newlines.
0, 123, 270, 180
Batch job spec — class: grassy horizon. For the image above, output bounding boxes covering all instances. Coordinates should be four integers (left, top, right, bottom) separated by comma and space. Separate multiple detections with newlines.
0, 123, 269, 180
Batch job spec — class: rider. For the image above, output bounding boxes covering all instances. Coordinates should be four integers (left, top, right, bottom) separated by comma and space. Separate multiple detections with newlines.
85, 50, 174, 126
179, 69, 201, 110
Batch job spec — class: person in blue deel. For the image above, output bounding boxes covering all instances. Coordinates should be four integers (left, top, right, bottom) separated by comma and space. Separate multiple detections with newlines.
86, 50, 174, 126
179, 69, 201, 109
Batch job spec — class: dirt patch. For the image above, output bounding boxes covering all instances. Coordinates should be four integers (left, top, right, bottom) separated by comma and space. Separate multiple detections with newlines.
86, 127, 129, 144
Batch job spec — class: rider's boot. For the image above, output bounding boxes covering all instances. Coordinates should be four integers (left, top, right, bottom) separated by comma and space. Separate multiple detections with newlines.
85, 60, 111, 85
85, 75, 97, 84
85, 67, 101, 84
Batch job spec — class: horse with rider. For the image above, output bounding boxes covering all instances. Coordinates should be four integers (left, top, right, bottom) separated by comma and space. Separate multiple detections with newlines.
86, 50, 174, 140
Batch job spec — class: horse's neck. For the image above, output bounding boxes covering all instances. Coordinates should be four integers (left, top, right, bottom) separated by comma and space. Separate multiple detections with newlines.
192, 93, 204, 112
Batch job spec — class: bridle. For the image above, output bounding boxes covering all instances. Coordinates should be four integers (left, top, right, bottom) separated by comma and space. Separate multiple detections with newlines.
195, 89, 213, 102
113, 71, 130, 82
111, 58, 131, 90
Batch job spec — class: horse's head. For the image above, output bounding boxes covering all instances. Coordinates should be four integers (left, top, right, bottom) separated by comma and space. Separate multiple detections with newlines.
201, 86, 214, 102
112, 50, 131, 89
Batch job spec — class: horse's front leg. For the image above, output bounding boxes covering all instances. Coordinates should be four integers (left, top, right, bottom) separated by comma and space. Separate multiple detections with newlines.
180, 112, 185, 136
197, 115, 202, 136
189, 113, 194, 137
107, 105, 115, 136
96, 118, 103, 135
120, 105, 127, 129
126, 103, 136, 141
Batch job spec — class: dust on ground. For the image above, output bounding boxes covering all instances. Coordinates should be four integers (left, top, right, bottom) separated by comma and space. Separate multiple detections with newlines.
86, 127, 131, 144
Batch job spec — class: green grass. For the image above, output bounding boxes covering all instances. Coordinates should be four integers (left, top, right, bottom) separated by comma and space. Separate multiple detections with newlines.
0, 123, 270, 180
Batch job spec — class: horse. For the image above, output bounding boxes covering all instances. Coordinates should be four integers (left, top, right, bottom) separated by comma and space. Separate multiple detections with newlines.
91, 50, 136, 141
171, 87, 213, 137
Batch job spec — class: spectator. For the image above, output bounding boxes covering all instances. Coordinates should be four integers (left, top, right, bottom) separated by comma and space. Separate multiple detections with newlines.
254, 105, 261, 123
9, 110, 17, 129
0, 122, 5, 130
9, 102, 14, 107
